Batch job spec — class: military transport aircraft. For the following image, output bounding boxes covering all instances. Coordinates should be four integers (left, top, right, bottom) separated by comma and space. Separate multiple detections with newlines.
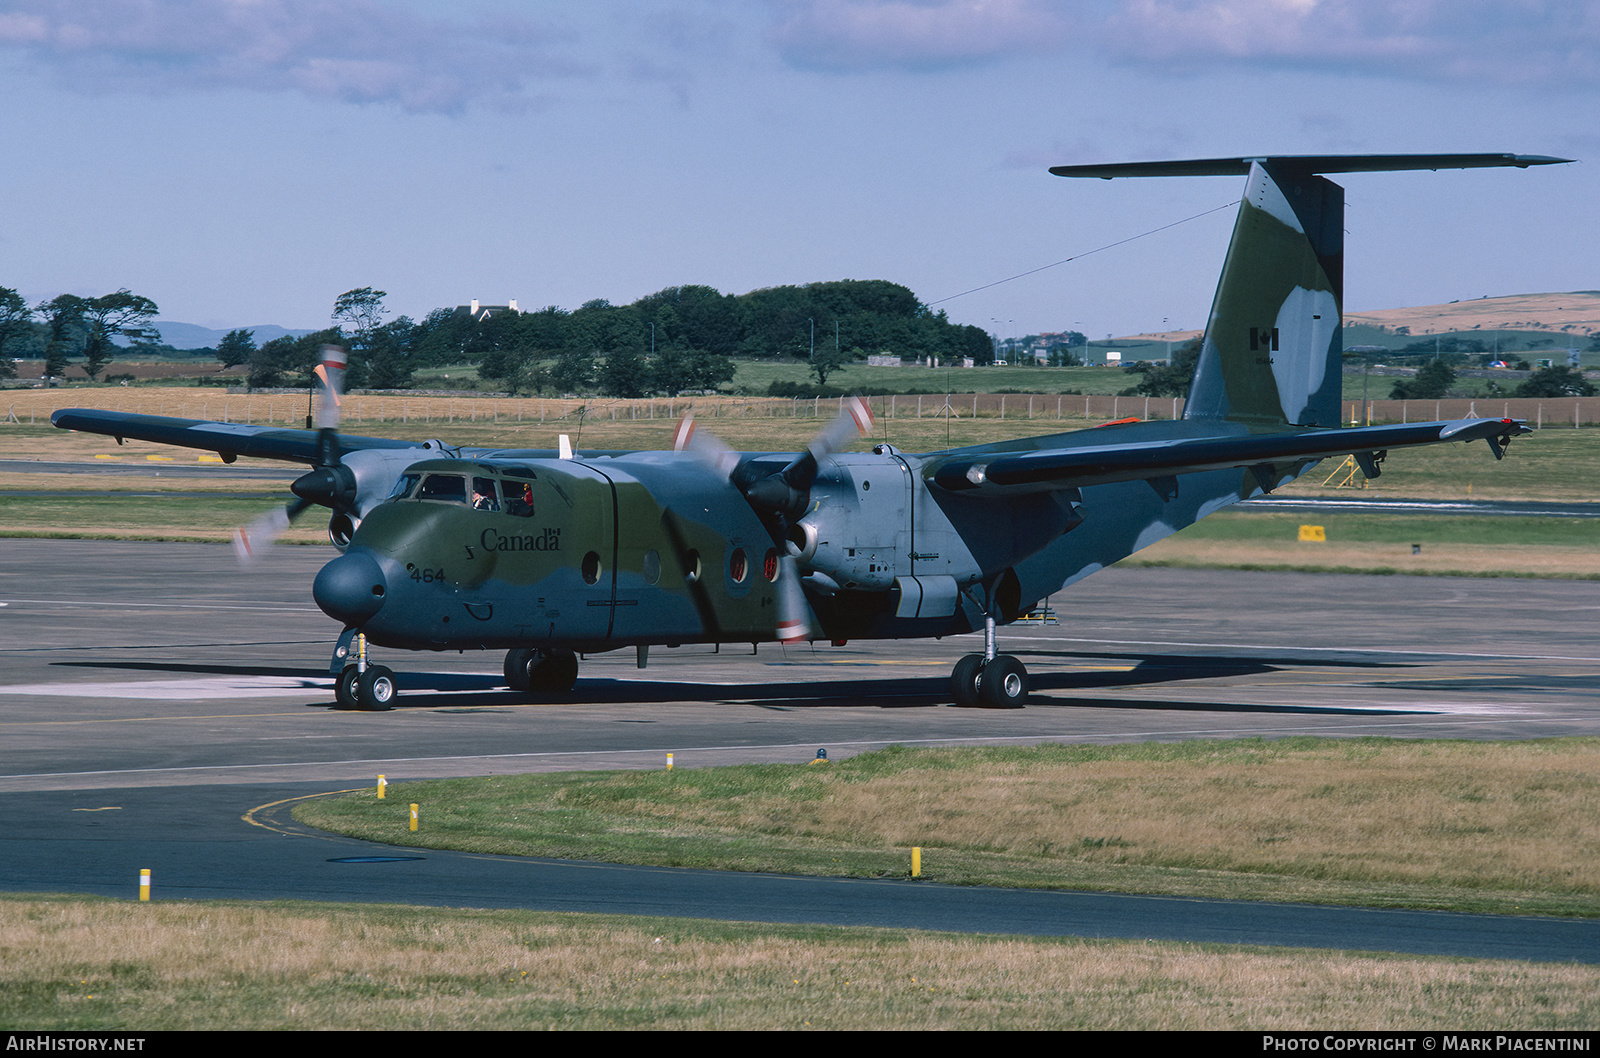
52, 154, 1567, 710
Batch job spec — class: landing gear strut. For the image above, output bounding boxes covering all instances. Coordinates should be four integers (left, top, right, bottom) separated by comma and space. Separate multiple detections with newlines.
504, 647, 580, 695
950, 613, 1028, 707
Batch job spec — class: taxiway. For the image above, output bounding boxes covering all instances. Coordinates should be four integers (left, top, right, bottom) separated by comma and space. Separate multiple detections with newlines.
2, 540, 1597, 961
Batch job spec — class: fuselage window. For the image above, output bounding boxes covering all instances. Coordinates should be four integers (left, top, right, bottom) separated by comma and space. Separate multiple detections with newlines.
417, 474, 467, 503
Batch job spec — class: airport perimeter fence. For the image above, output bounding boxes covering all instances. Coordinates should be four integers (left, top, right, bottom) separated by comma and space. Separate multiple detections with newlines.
7, 388, 1600, 430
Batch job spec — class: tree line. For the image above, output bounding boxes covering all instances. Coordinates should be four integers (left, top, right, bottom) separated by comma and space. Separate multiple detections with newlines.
3, 279, 997, 397
0, 286, 160, 381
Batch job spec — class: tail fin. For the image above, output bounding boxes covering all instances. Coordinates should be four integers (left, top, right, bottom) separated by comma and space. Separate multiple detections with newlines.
1186, 160, 1343, 428
1051, 154, 1570, 430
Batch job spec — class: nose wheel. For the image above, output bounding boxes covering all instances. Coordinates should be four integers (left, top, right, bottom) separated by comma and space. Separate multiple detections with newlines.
335, 662, 395, 710
332, 630, 396, 710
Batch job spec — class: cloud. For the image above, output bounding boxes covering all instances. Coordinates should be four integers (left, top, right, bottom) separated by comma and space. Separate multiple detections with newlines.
766, 0, 1600, 86
1107, 0, 1600, 85
0, 0, 583, 113
769, 0, 1079, 71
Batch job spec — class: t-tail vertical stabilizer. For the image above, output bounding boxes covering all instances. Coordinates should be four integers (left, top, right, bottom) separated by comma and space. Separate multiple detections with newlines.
1052, 154, 1570, 430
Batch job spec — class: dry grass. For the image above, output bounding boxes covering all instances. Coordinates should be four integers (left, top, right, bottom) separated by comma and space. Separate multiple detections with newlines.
1129, 538, 1600, 578
832, 743, 1600, 893
300, 741, 1600, 916
4, 896, 1597, 1030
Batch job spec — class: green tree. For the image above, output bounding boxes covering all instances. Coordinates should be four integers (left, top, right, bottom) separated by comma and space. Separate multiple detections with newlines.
0, 287, 30, 378
470, 310, 529, 383
411, 307, 473, 367
1515, 364, 1596, 398
332, 288, 392, 390
601, 347, 649, 398
37, 294, 87, 378
332, 287, 388, 336
79, 290, 159, 380
1124, 338, 1201, 397
1389, 360, 1457, 400
547, 348, 594, 394
248, 328, 341, 391
216, 328, 256, 369
365, 317, 417, 390
682, 349, 735, 394
809, 341, 852, 387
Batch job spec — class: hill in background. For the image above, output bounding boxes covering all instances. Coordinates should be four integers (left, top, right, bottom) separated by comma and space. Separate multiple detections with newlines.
144, 321, 313, 350
1343, 291, 1600, 340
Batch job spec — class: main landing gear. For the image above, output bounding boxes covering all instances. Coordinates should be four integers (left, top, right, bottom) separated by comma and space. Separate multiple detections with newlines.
504, 647, 580, 695
333, 631, 396, 711
950, 613, 1029, 707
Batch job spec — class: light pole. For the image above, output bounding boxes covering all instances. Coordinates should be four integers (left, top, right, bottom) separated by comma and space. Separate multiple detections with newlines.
1347, 345, 1385, 426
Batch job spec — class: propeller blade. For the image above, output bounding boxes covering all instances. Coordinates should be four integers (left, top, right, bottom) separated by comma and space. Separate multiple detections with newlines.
231, 498, 313, 565
234, 351, 353, 566
312, 344, 346, 432
808, 395, 873, 460
671, 411, 739, 478
774, 555, 813, 644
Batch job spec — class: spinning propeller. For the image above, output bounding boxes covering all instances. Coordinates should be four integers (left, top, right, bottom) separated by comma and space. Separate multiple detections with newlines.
233, 345, 359, 562
674, 396, 873, 643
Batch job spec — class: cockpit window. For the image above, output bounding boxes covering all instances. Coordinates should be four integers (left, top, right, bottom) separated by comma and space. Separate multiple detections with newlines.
504, 478, 535, 517
471, 477, 500, 513
388, 473, 422, 501
416, 474, 467, 503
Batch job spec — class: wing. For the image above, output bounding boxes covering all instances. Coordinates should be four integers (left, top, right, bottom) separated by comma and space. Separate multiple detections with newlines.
50, 408, 425, 465
929, 418, 1529, 493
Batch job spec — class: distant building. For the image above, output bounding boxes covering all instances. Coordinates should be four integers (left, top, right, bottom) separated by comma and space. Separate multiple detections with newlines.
457, 299, 520, 322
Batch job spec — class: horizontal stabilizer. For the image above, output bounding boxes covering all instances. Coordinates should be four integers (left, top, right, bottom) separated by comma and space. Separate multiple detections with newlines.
1051, 154, 1572, 180
930, 419, 1529, 493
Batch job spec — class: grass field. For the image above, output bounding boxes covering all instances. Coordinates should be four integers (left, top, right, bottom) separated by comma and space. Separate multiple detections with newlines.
8, 895, 1597, 1030
1129, 511, 1600, 578
4, 387, 1596, 567
297, 739, 1600, 919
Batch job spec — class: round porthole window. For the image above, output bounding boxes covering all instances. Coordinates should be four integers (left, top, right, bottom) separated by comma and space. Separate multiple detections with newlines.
581, 552, 601, 585
729, 548, 748, 584
642, 549, 661, 585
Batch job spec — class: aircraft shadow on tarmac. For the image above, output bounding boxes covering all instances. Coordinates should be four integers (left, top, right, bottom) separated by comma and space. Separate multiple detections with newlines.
56, 650, 1432, 716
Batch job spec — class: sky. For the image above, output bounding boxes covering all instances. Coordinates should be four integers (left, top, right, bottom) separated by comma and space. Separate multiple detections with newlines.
1, 0, 1595, 343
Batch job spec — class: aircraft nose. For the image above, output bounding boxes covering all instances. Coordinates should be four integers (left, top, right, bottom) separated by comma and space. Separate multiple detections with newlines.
313, 550, 388, 626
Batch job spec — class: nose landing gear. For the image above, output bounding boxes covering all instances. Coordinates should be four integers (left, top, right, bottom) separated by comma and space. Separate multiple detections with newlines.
332, 631, 396, 711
